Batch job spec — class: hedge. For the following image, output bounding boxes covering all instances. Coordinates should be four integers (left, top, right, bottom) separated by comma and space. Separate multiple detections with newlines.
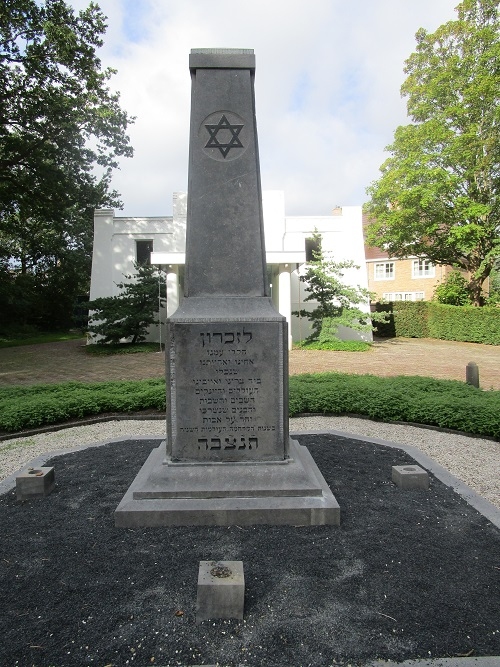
1, 374, 499, 439
374, 301, 500, 344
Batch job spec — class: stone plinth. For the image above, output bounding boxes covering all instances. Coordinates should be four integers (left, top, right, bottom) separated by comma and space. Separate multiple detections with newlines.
115, 439, 340, 527
392, 465, 429, 490
17, 467, 55, 500
196, 561, 244, 623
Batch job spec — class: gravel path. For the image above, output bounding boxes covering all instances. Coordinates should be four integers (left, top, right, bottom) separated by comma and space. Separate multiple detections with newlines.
1, 416, 498, 509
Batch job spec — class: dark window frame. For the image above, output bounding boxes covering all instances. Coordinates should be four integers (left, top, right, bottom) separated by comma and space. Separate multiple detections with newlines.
305, 237, 321, 262
136, 240, 154, 266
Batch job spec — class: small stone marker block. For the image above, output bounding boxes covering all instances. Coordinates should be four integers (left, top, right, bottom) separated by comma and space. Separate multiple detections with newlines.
466, 361, 480, 388
392, 465, 429, 490
16, 467, 55, 500
196, 560, 244, 624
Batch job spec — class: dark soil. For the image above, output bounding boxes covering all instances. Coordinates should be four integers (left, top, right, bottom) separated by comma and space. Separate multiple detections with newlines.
1, 434, 499, 667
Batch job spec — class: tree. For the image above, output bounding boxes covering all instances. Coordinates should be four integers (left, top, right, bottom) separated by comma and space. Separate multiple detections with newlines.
87, 263, 165, 345
0, 0, 134, 329
365, 0, 500, 306
292, 232, 381, 342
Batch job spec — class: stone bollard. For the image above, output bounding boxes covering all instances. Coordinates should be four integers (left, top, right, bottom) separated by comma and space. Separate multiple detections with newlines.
392, 465, 429, 490
466, 361, 479, 388
16, 467, 55, 500
196, 561, 244, 624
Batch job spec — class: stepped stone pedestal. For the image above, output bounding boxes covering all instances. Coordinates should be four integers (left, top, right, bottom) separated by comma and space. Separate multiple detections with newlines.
115, 48, 340, 527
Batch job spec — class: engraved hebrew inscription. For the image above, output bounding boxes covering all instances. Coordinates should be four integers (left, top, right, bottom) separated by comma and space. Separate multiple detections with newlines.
170, 321, 284, 462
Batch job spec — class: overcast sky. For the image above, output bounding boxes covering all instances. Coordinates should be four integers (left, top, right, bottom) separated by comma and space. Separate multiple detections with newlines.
87, 0, 459, 216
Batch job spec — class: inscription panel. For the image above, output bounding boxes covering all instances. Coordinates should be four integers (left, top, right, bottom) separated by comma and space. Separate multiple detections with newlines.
168, 321, 285, 462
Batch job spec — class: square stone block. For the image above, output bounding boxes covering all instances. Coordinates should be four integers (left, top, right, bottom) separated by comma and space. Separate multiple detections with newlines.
392, 465, 429, 490
196, 560, 244, 624
16, 467, 55, 500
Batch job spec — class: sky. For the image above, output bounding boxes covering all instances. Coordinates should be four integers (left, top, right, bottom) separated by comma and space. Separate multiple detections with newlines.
81, 0, 459, 217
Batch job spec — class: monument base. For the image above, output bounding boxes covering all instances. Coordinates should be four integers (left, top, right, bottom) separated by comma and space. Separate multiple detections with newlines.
115, 439, 340, 527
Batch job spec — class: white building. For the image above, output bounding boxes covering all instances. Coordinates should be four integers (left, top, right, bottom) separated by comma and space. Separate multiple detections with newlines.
89, 191, 371, 349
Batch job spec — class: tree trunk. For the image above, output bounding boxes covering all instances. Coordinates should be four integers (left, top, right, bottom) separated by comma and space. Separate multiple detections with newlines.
469, 274, 486, 306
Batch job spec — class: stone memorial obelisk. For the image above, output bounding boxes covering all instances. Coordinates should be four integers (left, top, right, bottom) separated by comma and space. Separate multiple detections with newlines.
115, 49, 340, 527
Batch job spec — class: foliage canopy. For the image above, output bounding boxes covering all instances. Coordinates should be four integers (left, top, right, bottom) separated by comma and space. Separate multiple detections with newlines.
365, 0, 500, 306
0, 0, 134, 329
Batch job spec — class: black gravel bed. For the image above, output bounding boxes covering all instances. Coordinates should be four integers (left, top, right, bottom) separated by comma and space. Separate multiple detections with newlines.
0, 434, 499, 667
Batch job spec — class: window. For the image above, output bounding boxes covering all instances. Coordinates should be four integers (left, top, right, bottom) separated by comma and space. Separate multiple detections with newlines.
412, 259, 434, 278
382, 292, 425, 302
305, 236, 321, 262
136, 240, 153, 266
374, 262, 395, 280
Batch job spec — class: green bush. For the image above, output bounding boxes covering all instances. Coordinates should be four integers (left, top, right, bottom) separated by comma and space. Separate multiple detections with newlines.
433, 270, 472, 305
392, 301, 430, 338
1, 374, 499, 439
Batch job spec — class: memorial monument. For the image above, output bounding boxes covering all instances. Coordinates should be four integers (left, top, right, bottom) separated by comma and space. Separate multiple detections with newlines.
115, 49, 340, 527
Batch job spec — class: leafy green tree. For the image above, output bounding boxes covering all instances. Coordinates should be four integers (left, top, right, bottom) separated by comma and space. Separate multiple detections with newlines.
0, 0, 134, 329
87, 264, 165, 345
293, 232, 382, 343
433, 270, 472, 305
365, 0, 500, 306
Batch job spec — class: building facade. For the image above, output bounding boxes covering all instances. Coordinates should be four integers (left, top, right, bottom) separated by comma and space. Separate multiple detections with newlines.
363, 213, 462, 303
365, 254, 455, 303
89, 192, 371, 348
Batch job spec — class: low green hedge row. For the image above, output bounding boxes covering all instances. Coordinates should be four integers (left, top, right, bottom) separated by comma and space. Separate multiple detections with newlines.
374, 301, 500, 344
1, 374, 499, 439
0, 379, 165, 433
289, 373, 500, 438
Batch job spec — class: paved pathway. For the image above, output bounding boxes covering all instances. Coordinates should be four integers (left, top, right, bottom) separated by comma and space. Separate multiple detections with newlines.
0, 337, 498, 389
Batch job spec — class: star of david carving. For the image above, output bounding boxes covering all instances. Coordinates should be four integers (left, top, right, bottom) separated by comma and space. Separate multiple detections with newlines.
204, 114, 244, 158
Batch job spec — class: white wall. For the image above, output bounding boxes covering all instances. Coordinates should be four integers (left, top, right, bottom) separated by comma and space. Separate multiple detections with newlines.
89, 196, 371, 344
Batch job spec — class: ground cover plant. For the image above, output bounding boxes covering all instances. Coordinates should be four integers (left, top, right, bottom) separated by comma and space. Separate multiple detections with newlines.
289, 374, 500, 438
294, 340, 371, 352
0, 379, 165, 433
1, 374, 499, 438
85, 342, 163, 355
0, 331, 84, 349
